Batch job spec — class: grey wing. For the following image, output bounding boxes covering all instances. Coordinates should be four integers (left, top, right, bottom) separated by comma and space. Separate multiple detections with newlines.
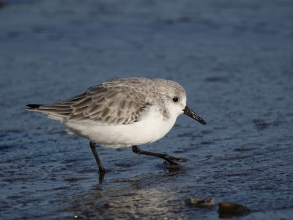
33, 84, 149, 125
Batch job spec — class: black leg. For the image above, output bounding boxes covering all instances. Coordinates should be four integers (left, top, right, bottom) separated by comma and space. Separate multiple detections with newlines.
132, 145, 187, 165
90, 141, 106, 173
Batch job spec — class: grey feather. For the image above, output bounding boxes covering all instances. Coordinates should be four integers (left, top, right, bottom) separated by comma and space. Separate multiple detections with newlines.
26, 77, 186, 125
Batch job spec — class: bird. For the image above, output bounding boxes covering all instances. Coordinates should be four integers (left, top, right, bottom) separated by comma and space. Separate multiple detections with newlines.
26, 77, 206, 173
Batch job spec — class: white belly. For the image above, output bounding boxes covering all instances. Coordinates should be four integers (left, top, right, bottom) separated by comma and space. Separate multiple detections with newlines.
64, 108, 177, 148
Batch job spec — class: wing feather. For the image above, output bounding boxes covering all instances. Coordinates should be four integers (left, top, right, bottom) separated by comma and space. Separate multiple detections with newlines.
86, 103, 104, 114
32, 78, 153, 125
71, 97, 92, 108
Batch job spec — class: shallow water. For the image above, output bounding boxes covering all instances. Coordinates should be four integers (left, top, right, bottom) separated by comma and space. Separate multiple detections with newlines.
1, 0, 293, 219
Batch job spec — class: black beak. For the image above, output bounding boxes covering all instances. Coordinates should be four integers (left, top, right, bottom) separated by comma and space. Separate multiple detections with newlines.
183, 106, 206, 125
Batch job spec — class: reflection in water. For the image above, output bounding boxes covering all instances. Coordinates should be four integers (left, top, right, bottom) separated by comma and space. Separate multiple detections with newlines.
67, 171, 191, 219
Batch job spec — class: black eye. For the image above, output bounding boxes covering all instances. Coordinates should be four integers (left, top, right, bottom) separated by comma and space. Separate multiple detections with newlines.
173, 97, 179, 102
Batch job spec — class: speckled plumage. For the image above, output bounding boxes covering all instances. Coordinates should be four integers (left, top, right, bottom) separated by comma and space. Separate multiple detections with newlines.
27, 77, 206, 172
27, 77, 205, 150
30, 77, 186, 125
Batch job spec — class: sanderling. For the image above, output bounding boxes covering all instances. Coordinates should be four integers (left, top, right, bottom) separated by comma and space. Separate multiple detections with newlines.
27, 77, 206, 173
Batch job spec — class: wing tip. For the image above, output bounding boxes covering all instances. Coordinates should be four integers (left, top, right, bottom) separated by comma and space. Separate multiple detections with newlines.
26, 104, 42, 110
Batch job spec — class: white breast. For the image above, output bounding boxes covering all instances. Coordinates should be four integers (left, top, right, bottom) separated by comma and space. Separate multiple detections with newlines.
64, 105, 178, 148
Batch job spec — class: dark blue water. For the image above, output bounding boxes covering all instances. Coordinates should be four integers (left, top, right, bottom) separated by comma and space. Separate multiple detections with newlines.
1, 0, 293, 219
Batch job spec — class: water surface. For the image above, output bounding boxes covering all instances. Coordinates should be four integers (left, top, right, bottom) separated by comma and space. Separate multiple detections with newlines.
1, 0, 293, 219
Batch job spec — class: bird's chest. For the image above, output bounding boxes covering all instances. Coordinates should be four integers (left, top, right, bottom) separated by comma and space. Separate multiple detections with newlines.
136, 107, 176, 143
